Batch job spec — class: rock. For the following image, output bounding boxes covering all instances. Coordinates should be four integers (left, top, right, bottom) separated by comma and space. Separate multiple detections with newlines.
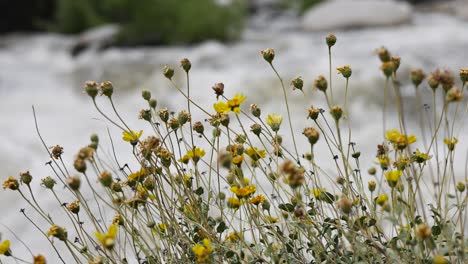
70, 24, 120, 57
454, 0, 468, 19
302, 0, 412, 31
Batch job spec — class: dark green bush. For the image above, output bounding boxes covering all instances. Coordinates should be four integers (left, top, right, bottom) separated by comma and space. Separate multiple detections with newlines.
55, 0, 245, 45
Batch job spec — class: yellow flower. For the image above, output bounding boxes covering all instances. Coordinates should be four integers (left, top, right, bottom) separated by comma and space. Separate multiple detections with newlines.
444, 137, 458, 151
227, 197, 241, 209
230, 185, 256, 198
377, 156, 391, 170
47, 225, 67, 241
249, 194, 266, 205
225, 232, 243, 242
376, 194, 389, 206
244, 147, 266, 161
33, 255, 46, 264
227, 94, 246, 114
158, 223, 167, 233
265, 216, 278, 223
312, 188, 325, 199
122, 130, 142, 143
266, 114, 283, 132
2, 176, 19, 190
179, 148, 206, 164
213, 101, 229, 114
385, 129, 417, 150
337, 65, 352, 78
127, 168, 147, 183
0, 240, 10, 255
192, 238, 213, 263
385, 170, 402, 188
412, 149, 432, 164
433, 255, 448, 264
95, 224, 118, 249
231, 155, 244, 166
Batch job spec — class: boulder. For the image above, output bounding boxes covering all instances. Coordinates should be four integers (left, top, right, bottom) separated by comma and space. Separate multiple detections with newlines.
302, 0, 412, 31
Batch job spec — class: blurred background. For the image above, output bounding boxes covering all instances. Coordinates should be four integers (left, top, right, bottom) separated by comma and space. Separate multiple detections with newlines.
1, 0, 468, 261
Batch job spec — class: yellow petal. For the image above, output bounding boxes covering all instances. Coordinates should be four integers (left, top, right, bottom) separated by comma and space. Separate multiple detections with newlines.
107, 224, 118, 239
95, 232, 105, 245
0, 240, 10, 255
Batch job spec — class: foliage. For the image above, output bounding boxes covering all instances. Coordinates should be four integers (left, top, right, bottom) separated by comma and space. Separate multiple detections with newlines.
2, 35, 468, 263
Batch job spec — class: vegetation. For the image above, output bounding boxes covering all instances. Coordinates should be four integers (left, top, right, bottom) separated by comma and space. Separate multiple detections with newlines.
54, 0, 245, 45
1, 35, 468, 263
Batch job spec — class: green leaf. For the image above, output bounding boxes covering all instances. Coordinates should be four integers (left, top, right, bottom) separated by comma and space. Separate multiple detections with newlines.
278, 203, 295, 212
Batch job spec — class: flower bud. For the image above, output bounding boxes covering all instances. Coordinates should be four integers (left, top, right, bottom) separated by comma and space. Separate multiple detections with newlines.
99, 81, 113, 98
142, 90, 151, 101
439, 69, 455, 92
158, 108, 169, 123
180, 58, 191, 72
163, 65, 174, 80
337, 65, 352, 78
410, 68, 425, 87
314, 75, 327, 92
290, 76, 303, 91
325, 34, 336, 48
212, 82, 224, 99
193, 121, 204, 134
85, 81, 98, 98
250, 123, 262, 136
20, 171, 32, 185
368, 167, 377, 175
149, 99, 157, 109
260, 48, 275, 63
139, 109, 152, 122
303, 127, 320, 145
220, 114, 230, 127
99, 171, 113, 187
262, 200, 271, 211
330, 105, 343, 121
111, 182, 123, 193
41, 176, 56, 189
90, 134, 99, 143
67, 175, 81, 191
250, 104, 261, 117
33, 255, 46, 264
457, 181, 466, 192
218, 192, 226, 201
376, 47, 391, 62
427, 71, 440, 90
74, 158, 87, 173
368, 180, 376, 192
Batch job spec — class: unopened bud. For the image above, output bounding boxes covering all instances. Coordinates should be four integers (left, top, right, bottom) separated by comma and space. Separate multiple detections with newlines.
457, 181, 466, 192
410, 69, 425, 87
74, 158, 87, 173
260, 48, 275, 63
291, 76, 303, 91
67, 175, 81, 190
85, 81, 98, 98
303, 127, 320, 145
376, 47, 391, 62
250, 123, 262, 136
330, 105, 343, 121
177, 110, 191, 125
368, 180, 376, 192
337, 65, 352, 78
142, 90, 151, 101
325, 34, 337, 48
99, 171, 113, 187
193, 121, 204, 134
250, 104, 261, 117
314, 75, 327, 92
163, 65, 174, 80
180, 58, 191, 72
42, 176, 56, 189
20, 171, 32, 185
149, 99, 157, 109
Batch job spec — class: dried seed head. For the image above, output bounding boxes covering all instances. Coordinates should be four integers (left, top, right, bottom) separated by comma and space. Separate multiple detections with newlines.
325, 34, 337, 47
376, 47, 391, 62
427, 70, 441, 90
460, 68, 468, 85
84, 81, 98, 98
314, 75, 328, 92
177, 110, 191, 126
293, 206, 306, 218
158, 108, 169, 123
99, 81, 114, 98
47, 225, 68, 241
330, 105, 343, 121
67, 200, 80, 214
250, 123, 262, 136
303, 127, 320, 145
307, 105, 320, 120
180, 58, 191, 72
50, 145, 64, 160
41, 176, 56, 189
337, 196, 353, 214
99, 171, 113, 187
290, 76, 304, 91
380, 61, 395, 78
168, 117, 180, 130
410, 68, 426, 87
439, 69, 455, 92
67, 175, 81, 190
260, 48, 275, 63
212, 82, 224, 99
416, 223, 432, 239
193, 121, 204, 134
74, 158, 87, 173
139, 109, 152, 122
446, 87, 463, 103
